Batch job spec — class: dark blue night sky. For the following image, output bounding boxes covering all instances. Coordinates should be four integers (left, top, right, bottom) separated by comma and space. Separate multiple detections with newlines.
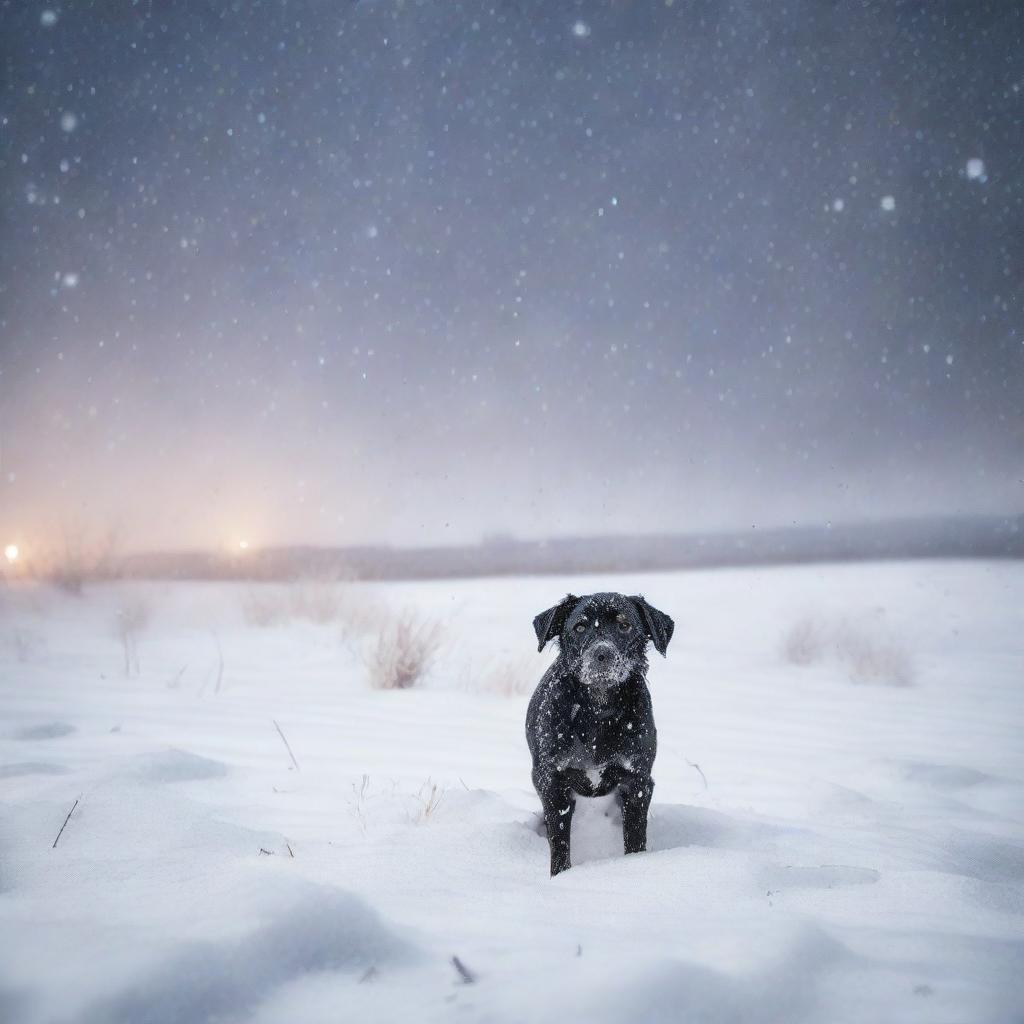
1, 1, 1021, 551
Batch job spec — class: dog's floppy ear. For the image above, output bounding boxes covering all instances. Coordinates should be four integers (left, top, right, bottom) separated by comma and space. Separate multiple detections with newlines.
532, 594, 579, 652
631, 596, 675, 657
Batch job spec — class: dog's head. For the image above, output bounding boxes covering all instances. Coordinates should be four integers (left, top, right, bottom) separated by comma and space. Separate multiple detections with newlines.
533, 592, 674, 694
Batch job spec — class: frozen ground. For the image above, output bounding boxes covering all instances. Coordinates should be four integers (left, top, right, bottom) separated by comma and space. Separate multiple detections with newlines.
1, 561, 1022, 1023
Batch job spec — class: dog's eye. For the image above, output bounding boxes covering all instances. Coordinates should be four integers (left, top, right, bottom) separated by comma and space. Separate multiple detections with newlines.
574, 623, 586, 634
617, 619, 632, 633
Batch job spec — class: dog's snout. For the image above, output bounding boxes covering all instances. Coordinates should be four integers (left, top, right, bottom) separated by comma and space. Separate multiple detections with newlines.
581, 641, 623, 683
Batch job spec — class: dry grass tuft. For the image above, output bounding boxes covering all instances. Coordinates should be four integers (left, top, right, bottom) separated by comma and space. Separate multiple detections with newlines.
366, 609, 444, 690
782, 611, 914, 686
415, 779, 445, 822
114, 597, 151, 677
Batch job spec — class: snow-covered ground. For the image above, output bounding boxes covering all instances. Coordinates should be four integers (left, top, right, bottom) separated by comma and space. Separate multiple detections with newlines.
1, 561, 1022, 1024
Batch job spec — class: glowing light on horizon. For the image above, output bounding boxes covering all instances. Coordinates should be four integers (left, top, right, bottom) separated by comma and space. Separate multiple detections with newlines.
4, 544, 19, 563
237, 539, 250, 551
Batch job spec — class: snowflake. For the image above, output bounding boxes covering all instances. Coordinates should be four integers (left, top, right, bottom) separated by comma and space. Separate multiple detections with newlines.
965, 158, 986, 181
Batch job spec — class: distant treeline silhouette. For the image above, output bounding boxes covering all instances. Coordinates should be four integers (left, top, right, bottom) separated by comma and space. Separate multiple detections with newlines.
111, 514, 1024, 583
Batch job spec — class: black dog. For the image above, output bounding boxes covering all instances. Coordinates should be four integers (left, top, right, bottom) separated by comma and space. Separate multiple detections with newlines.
526, 592, 674, 875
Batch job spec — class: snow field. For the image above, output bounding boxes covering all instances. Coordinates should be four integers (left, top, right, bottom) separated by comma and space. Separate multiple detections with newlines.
1, 560, 1022, 1023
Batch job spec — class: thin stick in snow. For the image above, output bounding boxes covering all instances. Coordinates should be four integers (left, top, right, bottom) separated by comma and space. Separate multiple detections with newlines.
685, 759, 709, 790
52, 798, 80, 848
273, 719, 300, 771
450, 955, 476, 984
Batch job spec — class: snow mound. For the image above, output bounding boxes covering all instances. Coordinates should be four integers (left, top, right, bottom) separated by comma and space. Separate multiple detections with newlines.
127, 749, 229, 784
588, 927, 847, 1024
75, 886, 416, 1024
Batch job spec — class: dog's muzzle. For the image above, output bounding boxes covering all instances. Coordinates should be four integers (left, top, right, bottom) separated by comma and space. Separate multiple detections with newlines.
578, 640, 631, 687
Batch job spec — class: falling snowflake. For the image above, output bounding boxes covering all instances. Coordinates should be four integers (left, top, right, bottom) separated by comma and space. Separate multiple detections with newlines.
965, 157, 986, 181
832, 198, 845, 212
61, 272, 79, 289
60, 112, 79, 133
40, 9, 58, 27
880, 195, 895, 211
572, 20, 591, 38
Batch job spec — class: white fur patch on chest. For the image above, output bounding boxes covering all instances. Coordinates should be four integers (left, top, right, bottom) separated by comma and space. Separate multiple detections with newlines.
585, 764, 606, 789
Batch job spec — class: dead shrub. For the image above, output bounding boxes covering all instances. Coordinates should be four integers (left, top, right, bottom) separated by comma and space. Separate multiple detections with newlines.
114, 597, 151, 677
832, 620, 914, 687
366, 609, 444, 690
781, 616, 824, 666
782, 611, 913, 687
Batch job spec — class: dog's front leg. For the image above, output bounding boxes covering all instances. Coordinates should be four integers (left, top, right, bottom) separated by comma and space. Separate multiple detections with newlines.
534, 769, 575, 875
620, 775, 654, 855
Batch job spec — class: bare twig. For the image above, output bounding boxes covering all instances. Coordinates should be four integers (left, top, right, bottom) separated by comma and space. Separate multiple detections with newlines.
258, 847, 273, 856
286, 842, 295, 858
358, 966, 378, 984
450, 955, 476, 984
685, 759, 709, 790
351, 774, 370, 834
52, 797, 80, 848
273, 719, 300, 771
